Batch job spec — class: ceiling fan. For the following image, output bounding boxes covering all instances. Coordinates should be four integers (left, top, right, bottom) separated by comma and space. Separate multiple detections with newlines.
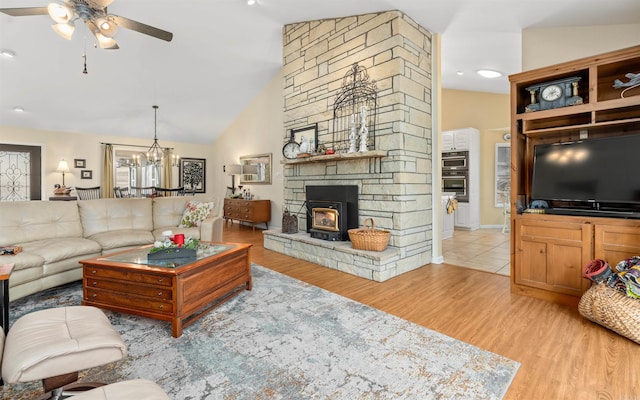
0, 0, 173, 49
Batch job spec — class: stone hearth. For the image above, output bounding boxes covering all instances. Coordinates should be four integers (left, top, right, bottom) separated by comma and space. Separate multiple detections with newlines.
263, 230, 401, 281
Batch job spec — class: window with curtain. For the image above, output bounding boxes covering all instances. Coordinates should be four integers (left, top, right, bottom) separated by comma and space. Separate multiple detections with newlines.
113, 148, 163, 188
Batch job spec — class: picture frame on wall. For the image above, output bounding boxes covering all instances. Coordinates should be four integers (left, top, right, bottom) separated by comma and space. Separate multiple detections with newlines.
179, 158, 206, 193
74, 159, 86, 168
81, 170, 92, 179
291, 124, 318, 153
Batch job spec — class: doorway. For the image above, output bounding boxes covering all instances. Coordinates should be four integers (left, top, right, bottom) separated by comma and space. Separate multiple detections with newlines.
0, 144, 42, 201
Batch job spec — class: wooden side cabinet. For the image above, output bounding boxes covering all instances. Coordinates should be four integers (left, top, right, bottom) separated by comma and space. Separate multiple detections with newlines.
224, 199, 271, 231
514, 217, 592, 300
594, 222, 640, 264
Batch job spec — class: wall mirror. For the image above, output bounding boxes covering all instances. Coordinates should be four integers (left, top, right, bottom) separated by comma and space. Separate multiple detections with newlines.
239, 153, 272, 185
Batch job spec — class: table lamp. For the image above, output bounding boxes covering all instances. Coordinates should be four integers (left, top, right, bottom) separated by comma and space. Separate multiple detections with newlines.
56, 159, 70, 187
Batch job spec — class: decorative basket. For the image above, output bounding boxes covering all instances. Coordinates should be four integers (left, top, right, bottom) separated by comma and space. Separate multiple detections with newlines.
578, 283, 640, 344
348, 218, 390, 252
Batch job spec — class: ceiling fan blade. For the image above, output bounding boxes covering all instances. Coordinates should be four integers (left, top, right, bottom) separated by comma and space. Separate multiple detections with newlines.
0, 7, 48, 16
111, 15, 173, 42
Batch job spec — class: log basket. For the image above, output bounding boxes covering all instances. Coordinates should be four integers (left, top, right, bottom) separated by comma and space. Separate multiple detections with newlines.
348, 218, 390, 252
578, 283, 640, 345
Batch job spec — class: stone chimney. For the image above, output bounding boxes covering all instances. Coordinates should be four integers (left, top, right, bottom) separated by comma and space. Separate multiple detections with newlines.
265, 10, 434, 281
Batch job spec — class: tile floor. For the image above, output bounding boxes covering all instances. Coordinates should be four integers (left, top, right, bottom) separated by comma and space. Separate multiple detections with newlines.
442, 228, 511, 276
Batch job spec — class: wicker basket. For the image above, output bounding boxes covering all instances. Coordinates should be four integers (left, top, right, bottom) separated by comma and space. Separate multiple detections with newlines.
578, 283, 640, 344
348, 218, 390, 252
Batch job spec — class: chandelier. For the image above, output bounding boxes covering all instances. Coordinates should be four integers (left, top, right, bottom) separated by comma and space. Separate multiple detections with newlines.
146, 105, 166, 167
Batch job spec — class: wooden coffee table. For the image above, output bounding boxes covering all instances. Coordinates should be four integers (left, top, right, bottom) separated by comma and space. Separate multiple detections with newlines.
80, 243, 252, 338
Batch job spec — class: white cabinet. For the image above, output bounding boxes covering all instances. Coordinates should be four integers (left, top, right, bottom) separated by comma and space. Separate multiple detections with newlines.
454, 202, 470, 227
442, 128, 480, 230
442, 129, 472, 151
442, 193, 456, 239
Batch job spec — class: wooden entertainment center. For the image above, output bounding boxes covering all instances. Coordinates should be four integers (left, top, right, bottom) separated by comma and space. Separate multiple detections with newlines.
509, 45, 640, 306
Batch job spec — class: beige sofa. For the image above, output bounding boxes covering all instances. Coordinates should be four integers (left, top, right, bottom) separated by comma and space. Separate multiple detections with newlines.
0, 195, 223, 301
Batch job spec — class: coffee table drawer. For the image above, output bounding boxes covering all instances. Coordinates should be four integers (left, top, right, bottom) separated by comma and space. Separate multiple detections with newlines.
85, 278, 173, 300
84, 266, 172, 287
85, 288, 173, 315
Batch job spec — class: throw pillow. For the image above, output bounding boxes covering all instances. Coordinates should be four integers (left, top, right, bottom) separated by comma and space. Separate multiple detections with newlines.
179, 201, 215, 228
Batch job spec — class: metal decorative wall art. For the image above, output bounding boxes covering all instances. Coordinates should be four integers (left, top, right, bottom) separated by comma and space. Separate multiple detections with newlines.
179, 158, 206, 193
332, 63, 377, 154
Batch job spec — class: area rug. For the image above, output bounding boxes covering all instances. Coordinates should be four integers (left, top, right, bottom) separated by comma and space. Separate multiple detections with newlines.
2, 265, 519, 399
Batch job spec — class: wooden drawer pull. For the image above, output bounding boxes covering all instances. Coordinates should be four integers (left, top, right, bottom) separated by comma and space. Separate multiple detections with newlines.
158, 305, 164, 309
158, 292, 163, 297
92, 294, 97, 298
91, 270, 97, 274
92, 281, 97, 286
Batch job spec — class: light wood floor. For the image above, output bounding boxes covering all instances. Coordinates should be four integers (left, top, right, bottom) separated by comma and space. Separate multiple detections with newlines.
224, 223, 640, 400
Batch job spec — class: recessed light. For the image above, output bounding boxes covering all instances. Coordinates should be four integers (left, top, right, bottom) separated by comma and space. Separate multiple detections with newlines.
247, 0, 256, 5
1, 49, 15, 58
476, 69, 503, 79
13, 107, 25, 113
456, 71, 464, 76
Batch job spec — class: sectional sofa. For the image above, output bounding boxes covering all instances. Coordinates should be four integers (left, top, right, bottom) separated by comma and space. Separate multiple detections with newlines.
0, 195, 223, 301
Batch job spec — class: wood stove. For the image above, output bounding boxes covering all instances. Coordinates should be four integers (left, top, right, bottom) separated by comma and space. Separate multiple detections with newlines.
306, 185, 358, 241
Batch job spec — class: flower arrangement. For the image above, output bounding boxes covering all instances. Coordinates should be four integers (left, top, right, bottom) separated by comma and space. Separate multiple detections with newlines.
149, 236, 199, 254
148, 232, 199, 260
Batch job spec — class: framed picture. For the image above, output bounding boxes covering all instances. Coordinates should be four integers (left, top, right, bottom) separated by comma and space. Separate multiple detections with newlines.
290, 124, 318, 153
74, 159, 86, 168
179, 158, 206, 193
81, 170, 92, 179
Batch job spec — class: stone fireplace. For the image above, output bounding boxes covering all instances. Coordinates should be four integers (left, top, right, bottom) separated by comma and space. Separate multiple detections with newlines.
264, 10, 434, 282
306, 185, 358, 241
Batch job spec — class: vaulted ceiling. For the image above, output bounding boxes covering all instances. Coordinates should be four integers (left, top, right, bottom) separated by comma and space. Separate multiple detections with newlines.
1, 0, 638, 144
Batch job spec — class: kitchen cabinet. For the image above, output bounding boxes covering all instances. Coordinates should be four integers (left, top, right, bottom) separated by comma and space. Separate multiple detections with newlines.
442, 128, 480, 230
442, 129, 472, 151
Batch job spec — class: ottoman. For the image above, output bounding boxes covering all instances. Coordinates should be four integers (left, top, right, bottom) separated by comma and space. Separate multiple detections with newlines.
1, 306, 127, 395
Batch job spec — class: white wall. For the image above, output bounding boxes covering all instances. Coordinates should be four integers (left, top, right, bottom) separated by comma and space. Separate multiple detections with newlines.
522, 24, 640, 70
211, 70, 285, 228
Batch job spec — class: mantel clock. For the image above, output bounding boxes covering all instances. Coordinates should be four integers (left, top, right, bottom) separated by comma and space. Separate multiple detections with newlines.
525, 76, 583, 112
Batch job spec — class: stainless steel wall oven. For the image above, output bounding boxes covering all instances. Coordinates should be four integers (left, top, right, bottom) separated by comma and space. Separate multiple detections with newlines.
442, 151, 469, 202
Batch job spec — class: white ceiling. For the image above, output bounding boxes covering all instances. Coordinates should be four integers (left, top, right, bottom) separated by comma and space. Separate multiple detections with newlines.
1, 0, 638, 144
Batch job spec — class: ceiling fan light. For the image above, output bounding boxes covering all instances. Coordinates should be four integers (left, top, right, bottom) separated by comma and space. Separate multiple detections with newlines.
95, 17, 118, 38
94, 32, 118, 49
48, 2, 73, 24
52, 21, 75, 40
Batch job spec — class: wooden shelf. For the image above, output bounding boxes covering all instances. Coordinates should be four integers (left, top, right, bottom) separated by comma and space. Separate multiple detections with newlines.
512, 45, 640, 135
521, 117, 640, 138
281, 150, 386, 165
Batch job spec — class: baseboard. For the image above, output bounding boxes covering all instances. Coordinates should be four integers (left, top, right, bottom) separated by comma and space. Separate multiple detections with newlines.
480, 224, 505, 229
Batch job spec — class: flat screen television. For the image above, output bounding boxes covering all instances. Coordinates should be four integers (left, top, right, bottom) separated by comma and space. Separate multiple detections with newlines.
531, 134, 640, 216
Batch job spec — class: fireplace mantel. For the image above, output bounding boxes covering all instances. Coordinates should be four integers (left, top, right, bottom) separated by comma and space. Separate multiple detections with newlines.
281, 150, 386, 165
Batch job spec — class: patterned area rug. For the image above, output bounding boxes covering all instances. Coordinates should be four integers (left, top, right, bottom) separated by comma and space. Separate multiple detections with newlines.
2, 265, 519, 399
